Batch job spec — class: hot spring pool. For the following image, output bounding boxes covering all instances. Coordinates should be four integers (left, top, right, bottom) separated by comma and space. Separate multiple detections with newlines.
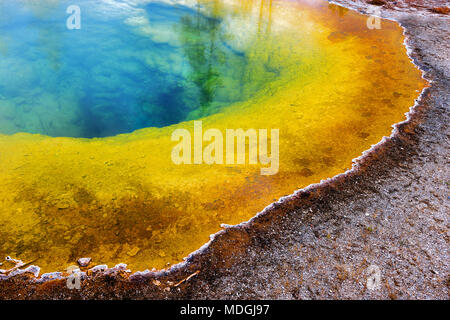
0, 1, 273, 137
0, 0, 426, 273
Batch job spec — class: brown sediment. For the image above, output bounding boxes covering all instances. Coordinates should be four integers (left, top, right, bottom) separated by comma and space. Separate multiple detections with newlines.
0, 0, 448, 299
363, 0, 449, 12
429, 7, 449, 15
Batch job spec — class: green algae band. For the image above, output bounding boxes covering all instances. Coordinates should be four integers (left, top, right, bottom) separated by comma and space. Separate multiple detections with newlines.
0, 0, 426, 273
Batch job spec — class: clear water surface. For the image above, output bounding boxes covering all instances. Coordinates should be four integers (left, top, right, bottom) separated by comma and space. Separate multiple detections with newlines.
0, 0, 263, 137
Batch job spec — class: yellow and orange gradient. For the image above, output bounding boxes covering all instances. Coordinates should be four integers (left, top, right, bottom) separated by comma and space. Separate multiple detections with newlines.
0, 0, 427, 273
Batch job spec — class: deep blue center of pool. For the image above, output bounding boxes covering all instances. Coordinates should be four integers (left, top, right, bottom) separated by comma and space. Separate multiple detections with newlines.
0, 1, 255, 138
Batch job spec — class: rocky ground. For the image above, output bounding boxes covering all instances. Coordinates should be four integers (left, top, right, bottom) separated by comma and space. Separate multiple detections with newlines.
0, 0, 448, 299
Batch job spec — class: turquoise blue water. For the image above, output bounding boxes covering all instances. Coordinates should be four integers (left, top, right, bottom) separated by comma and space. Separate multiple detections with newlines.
0, 1, 258, 138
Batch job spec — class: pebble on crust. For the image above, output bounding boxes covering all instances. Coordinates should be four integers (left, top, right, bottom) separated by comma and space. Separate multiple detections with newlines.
77, 257, 92, 267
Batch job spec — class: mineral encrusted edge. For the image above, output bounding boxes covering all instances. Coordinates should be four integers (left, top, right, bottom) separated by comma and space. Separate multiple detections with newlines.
0, 1, 433, 283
